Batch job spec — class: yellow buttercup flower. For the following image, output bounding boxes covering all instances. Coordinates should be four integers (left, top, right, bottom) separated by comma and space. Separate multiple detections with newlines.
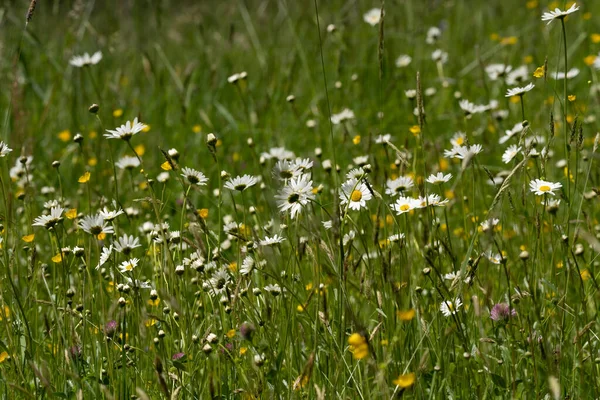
22, 234, 35, 243
113, 108, 123, 118
161, 161, 172, 171
78, 171, 91, 183
393, 372, 416, 389
58, 130, 71, 142
65, 209, 77, 219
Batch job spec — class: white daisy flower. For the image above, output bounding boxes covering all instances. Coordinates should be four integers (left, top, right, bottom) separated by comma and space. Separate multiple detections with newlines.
240, 256, 255, 275
385, 176, 414, 196
79, 214, 114, 236
353, 155, 369, 166
529, 179, 562, 196
206, 268, 231, 297
339, 178, 372, 211
32, 206, 65, 230
99, 207, 124, 222
454, 144, 483, 159
260, 147, 295, 161
273, 160, 302, 181
375, 134, 392, 144
157, 172, 170, 183
118, 258, 139, 273
388, 233, 405, 242
551, 68, 580, 80
395, 55, 412, 68
405, 89, 417, 99
104, 118, 147, 141
346, 167, 366, 180
392, 196, 421, 215
499, 122, 523, 144
259, 234, 286, 246
541, 3, 579, 25
275, 174, 315, 219
114, 234, 141, 255
96, 245, 113, 270
181, 167, 208, 186
363, 8, 383, 26
502, 145, 521, 164
480, 218, 500, 232
426, 26, 441, 44
506, 65, 529, 85
505, 83, 535, 97
264, 283, 282, 296
322, 220, 333, 230
224, 175, 258, 192
431, 49, 448, 64
450, 132, 466, 147
418, 194, 449, 207
0, 141, 12, 157
440, 298, 462, 317
426, 172, 452, 185
330, 108, 355, 125
69, 51, 102, 67
486, 251, 503, 265
115, 156, 140, 170
485, 64, 512, 81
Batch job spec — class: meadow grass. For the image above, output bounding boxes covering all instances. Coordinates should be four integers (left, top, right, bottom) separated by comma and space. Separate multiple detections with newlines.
0, 0, 600, 398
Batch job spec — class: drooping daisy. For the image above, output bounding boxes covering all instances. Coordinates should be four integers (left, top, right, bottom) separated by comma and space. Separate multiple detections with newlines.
541, 3, 579, 25
69, 51, 102, 67
440, 298, 462, 317
346, 167, 366, 180
32, 206, 65, 230
118, 258, 139, 273
502, 145, 522, 164
392, 196, 421, 215
485, 64, 512, 81
104, 118, 147, 141
426, 172, 452, 185
339, 178, 372, 211
431, 49, 448, 64
375, 134, 392, 144
505, 83, 535, 97
264, 283, 282, 296
181, 167, 208, 186
115, 156, 140, 170
96, 245, 113, 270
259, 234, 286, 246
499, 122, 524, 144
486, 252, 503, 265
551, 68, 580, 80
79, 214, 114, 236
0, 141, 12, 157
224, 175, 258, 192
275, 174, 315, 219
292, 158, 313, 172
419, 194, 449, 207
273, 160, 302, 181
114, 234, 141, 255
426, 26, 441, 44
363, 8, 383, 26
529, 179, 562, 196
99, 207, 124, 222
385, 176, 414, 196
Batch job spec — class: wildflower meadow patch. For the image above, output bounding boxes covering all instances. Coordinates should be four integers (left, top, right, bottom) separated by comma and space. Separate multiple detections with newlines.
1, 0, 600, 398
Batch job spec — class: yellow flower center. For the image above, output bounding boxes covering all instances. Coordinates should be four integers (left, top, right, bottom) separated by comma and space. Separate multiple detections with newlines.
350, 190, 362, 202
456, 137, 464, 145
539, 185, 551, 192
447, 302, 454, 311
125, 264, 133, 271
400, 204, 410, 211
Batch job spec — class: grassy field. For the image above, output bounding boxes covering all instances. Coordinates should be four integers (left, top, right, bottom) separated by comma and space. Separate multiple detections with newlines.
1, 0, 600, 398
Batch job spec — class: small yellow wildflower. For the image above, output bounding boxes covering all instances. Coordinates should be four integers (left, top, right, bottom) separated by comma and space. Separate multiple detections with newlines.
352, 135, 361, 145
22, 234, 35, 243
58, 130, 71, 142
78, 171, 91, 183
113, 109, 123, 118
393, 372, 416, 389
161, 161, 172, 171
